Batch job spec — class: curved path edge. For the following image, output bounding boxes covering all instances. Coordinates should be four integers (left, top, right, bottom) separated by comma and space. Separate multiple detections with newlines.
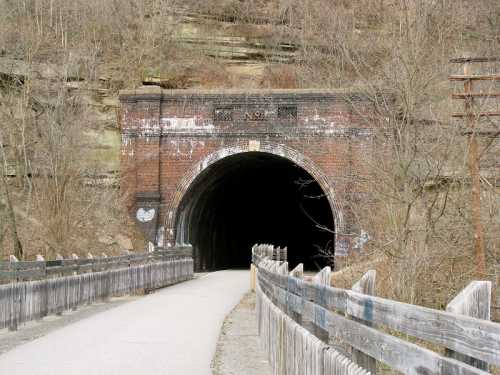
0, 270, 250, 375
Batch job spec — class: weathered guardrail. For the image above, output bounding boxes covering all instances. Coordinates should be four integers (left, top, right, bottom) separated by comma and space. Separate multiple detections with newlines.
0, 246, 193, 282
253, 244, 500, 375
0, 246, 194, 331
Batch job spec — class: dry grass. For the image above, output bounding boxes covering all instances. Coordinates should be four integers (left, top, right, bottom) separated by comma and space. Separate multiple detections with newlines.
260, 64, 298, 88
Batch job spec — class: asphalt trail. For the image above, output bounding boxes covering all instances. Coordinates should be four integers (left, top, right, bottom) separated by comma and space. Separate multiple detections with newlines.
0, 270, 249, 375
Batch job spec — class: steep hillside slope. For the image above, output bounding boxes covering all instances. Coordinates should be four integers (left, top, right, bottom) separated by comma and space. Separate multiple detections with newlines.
0, 0, 498, 311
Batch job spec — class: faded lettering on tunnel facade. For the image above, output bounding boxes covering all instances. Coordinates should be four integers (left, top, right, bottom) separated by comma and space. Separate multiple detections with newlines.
119, 88, 377, 271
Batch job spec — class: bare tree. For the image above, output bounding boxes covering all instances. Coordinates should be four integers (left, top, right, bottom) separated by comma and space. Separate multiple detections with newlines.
0, 134, 24, 259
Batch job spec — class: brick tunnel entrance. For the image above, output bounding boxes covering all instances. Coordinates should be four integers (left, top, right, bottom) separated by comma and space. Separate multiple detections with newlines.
175, 152, 335, 271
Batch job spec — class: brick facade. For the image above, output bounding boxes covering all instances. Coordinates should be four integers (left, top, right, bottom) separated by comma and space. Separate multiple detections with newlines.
119, 87, 376, 258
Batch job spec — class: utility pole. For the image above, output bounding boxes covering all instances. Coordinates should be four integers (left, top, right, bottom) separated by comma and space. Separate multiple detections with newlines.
449, 57, 500, 278
463, 61, 486, 278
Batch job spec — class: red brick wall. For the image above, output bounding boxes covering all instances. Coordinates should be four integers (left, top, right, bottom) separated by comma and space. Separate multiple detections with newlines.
119, 87, 377, 256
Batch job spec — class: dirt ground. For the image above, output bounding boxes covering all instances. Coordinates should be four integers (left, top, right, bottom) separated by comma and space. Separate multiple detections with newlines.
212, 291, 271, 375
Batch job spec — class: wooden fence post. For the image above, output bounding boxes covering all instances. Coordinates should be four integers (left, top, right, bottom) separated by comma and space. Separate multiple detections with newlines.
71, 253, 79, 276
303, 267, 330, 342
289, 263, 303, 324
290, 263, 303, 279
350, 270, 377, 374
8, 255, 19, 331
250, 264, 257, 291
495, 266, 500, 322
277, 262, 288, 313
9, 255, 18, 283
445, 280, 491, 370
87, 252, 95, 273
313, 267, 331, 285
282, 247, 287, 262
278, 262, 288, 274
34, 255, 46, 320
268, 245, 274, 260
100, 253, 108, 274
41, 274, 49, 320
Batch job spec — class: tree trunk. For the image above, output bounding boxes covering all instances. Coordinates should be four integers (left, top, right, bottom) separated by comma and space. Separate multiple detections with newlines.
0, 162, 23, 260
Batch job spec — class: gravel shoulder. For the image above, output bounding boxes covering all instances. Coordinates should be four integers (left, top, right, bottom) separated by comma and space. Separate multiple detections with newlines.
212, 291, 271, 375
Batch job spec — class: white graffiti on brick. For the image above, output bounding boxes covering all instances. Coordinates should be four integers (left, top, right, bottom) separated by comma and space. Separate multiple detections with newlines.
136, 208, 155, 223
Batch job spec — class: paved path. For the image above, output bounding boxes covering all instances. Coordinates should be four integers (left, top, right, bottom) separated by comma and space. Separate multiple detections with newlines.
0, 270, 250, 375
0, 295, 139, 355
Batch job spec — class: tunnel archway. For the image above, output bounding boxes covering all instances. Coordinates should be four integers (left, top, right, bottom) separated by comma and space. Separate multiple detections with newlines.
173, 150, 337, 272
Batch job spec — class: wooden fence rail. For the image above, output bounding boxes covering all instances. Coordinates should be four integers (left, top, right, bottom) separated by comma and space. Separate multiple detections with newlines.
252, 244, 500, 375
257, 278, 369, 375
0, 246, 193, 282
0, 248, 194, 331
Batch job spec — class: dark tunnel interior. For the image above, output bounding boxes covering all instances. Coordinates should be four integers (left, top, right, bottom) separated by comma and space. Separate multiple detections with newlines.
175, 152, 335, 272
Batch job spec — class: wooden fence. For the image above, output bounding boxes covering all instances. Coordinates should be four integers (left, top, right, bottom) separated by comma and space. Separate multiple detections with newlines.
252, 244, 500, 375
0, 247, 194, 331
0, 246, 193, 282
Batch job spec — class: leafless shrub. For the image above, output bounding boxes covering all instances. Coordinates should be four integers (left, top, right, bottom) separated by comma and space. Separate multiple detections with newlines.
0, 0, 498, 309
260, 64, 297, 88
